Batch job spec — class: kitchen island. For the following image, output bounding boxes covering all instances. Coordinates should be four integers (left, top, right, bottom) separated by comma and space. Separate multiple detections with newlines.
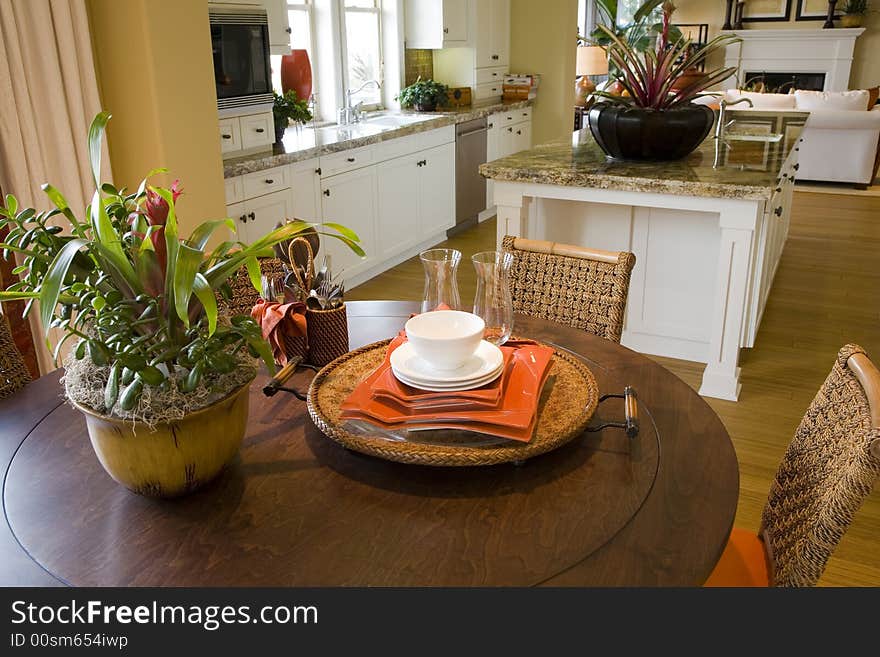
481, 110, 808, 400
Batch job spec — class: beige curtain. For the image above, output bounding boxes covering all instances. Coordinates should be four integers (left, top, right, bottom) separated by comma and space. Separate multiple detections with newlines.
0, 0, 110, 374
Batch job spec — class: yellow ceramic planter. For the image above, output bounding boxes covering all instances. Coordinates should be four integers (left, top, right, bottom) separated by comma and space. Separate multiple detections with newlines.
72, 380, 252, 498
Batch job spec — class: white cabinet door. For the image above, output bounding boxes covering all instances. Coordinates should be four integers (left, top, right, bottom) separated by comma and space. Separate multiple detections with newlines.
321, 168, 376, 279
442, 0, 469, 45
474, 0, 493, 68
227, 201, 248, 242
486, 115, 503, 161
491, 0, 510, 68
239, 112, 274, 151
419, 142, 455, 237
219, 118, 241, 154
511, 121, 531, 154
499, 124, 515, 158
405, 0, 467, 48
262, 0, 291, 55
376, 153, 422, 259
245, 189, 295, 245
289, 158, 322, 223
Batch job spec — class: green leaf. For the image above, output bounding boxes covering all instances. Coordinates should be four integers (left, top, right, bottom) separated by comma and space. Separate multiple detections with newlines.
173, 244, 203, 328
138, 365, 165, 386
4, 194, 18, 216
244, 256, 261, 294
105, 362, 121, 410
119, 378, 143, 411
38, 238, 87, 332
322, 222, 360, 245
136, 168, 169, 198
192, 273, 218, 336
90, 190, 139, 290
88, 111, 112, 187
186, 218, 236, 251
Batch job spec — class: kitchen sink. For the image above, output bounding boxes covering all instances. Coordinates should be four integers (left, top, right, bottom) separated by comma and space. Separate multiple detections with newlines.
363, 113, 439, 127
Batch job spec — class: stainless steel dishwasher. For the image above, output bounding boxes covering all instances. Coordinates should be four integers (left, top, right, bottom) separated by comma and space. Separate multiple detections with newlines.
451, 117, 488, 235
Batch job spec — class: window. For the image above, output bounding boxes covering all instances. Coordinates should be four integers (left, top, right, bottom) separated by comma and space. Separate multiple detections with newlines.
341, 0, 383, 108
270, 1, 316, 96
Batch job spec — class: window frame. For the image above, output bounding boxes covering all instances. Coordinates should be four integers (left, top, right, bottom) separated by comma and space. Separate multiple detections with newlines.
338, 0, 385, 111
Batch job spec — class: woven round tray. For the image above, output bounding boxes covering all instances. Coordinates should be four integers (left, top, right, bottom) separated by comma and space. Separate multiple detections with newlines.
307, 339, 599, 466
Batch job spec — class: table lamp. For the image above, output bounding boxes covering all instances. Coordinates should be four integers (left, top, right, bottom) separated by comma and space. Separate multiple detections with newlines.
575, 45, 609, 107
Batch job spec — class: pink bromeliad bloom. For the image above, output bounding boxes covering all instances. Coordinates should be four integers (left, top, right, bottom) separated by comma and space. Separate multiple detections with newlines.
142, 180, 183, 272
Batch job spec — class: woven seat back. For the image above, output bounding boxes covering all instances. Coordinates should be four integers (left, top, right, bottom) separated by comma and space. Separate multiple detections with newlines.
502, 235, 636, 343
0, 313, 31, 399
761, 344, 880, 586
217, 258, 287, 318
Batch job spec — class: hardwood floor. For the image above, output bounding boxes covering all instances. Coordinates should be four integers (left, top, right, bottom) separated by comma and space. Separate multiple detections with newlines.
347, 191, 880, 586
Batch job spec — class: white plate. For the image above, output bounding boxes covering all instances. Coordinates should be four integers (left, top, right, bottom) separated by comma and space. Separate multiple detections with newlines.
390, 340, 504, 384
391, 366, 504, 392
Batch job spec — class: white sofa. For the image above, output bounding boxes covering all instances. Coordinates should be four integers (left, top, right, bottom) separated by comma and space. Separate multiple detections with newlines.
723, 89, 880, 186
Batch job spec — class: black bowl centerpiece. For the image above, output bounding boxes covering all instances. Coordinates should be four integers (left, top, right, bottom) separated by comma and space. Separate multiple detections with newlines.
586, 3, 739, 162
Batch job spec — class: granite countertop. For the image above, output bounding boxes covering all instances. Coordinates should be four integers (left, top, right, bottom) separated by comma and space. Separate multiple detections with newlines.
480, 110, 810, 200
223, 99, 533, 178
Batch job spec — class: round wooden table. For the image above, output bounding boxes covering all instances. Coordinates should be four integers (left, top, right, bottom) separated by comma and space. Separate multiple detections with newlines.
0, 301, 739, 586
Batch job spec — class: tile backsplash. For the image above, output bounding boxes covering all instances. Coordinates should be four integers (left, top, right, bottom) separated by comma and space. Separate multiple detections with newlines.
404, 49, 434, 86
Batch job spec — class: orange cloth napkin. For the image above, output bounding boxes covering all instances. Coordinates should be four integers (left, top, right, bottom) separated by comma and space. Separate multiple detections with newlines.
251, 299, 308, 365
340, 337, 554, 443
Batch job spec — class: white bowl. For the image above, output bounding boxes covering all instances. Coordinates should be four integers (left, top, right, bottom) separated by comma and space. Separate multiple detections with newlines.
404, 310, 485, 371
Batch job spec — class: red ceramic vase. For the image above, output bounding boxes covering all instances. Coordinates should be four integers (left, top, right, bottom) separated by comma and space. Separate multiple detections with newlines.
281, 49, 313, 102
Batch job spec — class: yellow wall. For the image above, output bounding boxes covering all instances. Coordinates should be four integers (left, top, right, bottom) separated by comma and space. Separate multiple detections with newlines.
510, 0, 578, 145
87, 0, 226, 237
673, 0, 879, 90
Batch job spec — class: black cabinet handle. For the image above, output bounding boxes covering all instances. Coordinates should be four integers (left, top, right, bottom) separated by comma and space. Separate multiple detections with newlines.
247, 212, 255, 222
264, 179, 274, 184
222, 134, 232, 140
239, 214, 247, 224
255, 128, 265, 133
793, 163, 800, 171
508, 127, 513, 132
774, 206, 783, 217
488, 123, 494, 128
285, 27, 292, 34
516, 130, 522, 135
443, 27, 449, 34
492, 54, 499, 60
315, 167, 322, 175
347, 157, 355, 162
781, 173, 789, 179
323, 189, 330, 197
775, 187, 782, 193
493, 72, 498, 76
492, 88, 497, 92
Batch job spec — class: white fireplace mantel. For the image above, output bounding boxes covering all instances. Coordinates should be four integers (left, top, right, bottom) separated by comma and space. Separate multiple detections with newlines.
721, 28, 865, 91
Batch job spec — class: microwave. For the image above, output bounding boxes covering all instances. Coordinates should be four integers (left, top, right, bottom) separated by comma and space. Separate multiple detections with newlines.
209, 5, 273, 113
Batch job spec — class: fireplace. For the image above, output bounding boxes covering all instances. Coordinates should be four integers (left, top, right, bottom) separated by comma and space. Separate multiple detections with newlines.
722, 28, 865, 92
744, 71, 826, 93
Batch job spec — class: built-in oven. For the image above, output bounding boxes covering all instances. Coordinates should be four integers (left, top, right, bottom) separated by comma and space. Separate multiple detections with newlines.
210, 5, 273, 114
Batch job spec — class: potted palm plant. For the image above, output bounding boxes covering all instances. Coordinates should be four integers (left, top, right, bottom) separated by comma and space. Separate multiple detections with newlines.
588, 2, 739, 161
0, 112, 362, 498
841, 0, 869, 27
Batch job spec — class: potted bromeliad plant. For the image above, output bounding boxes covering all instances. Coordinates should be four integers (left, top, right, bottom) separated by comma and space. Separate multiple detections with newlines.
588, 1, 739, 161
0, 112, 362, 498
396, 77, 449, 112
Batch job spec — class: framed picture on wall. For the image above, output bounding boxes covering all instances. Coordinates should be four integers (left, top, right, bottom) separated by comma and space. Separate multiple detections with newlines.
742, 0, 792, 22
796, 0, 840, 20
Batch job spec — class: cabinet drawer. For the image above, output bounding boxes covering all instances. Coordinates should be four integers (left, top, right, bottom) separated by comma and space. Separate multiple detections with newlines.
240, 113, 274, 151
373, 133, 422, 163
474, 82, 503, 101
320, 146, 374, 177
219, 118, 241, 154
513, 107, 532, 125
224, 177, 244, 205
242, 165, 289, 200
475, 66, 507, 85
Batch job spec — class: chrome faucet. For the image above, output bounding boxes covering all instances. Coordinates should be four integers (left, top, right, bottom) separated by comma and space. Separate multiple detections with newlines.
338, 79, 382, 125
715, 96, 754, 140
